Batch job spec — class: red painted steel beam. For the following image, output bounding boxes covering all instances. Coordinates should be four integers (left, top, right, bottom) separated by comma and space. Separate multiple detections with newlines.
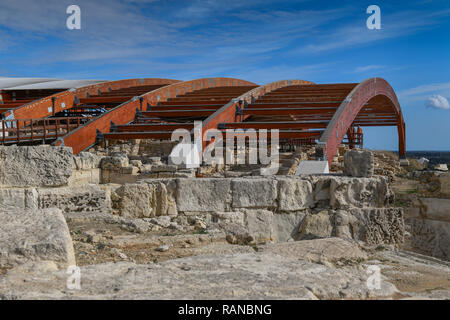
202, 80, 315, 148
55, 78, 256, 154
248, 102, 342, 107
319, 78, 406, 164
149, 104, 224, 111
242, 108, 337, 115
116, 123, 195, 132
78, 96, 133, 104
142, 109, 216, 117
103, 130, 322, 141
160, 100, 231, 106
3, 78, 179, 121
219, 121, 328, 129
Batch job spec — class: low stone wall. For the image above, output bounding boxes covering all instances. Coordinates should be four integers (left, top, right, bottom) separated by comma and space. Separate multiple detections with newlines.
0, 146, 72, 187
400, 170, 450, 260
0, 146, 405, 269
110, 175, 403, 245
413, 171, 450, 198
69, 152, 101, 185
0, 208, 75, 268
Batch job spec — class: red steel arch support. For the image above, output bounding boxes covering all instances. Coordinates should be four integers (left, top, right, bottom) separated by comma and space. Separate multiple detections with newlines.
202, 79, 315, 148
3, 78, 179, 120
56, 77, 256, 154
319, 78, 406, 165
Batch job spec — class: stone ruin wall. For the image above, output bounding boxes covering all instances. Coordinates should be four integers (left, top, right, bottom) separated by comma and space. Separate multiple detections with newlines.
0, 145, 408, 269
402, 170, 450, 260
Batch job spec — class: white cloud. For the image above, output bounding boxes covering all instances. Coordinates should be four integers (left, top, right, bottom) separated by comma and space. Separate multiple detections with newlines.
301, 8, 450, 54
399, 83, 450, 96
354, 65, 384, 73
427, 95, 450, 110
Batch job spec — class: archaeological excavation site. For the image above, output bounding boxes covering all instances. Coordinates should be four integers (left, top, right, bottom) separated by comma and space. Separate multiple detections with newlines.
0, 77, 448, 300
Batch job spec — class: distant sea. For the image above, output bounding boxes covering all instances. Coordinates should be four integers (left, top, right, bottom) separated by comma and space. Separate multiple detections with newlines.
392, 151, 450, 165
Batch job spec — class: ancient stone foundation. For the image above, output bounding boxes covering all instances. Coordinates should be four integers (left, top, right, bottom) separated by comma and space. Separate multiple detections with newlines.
1, 146, 449, 300
0, 146, 405, 264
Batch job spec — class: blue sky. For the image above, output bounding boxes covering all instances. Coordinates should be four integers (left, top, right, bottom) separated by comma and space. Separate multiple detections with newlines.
0, 0, 449, 151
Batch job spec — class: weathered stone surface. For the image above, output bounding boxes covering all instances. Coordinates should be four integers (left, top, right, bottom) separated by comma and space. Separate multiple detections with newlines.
0, 146, 72, 187
0, 188, 38, 211
72, 152, 101, 170
213, 210, 306, 244
100, 153, 129, 170
344, 149, 374, 178
68, 168, 100, 185
0, 208, 75, 268
151, 164, 177, 173
38, 185, 109, 213
348, 208, 405, 245
231, 178, 277, 208
440, 173, 450, 197
259, 238, 368, 266
329, 176, 393, 209
146, 180, 177, 217
277, 177, 313, 211
405, 218, 450, 261
415, 171, 450, 198
243, 209, 274, 242
408, 198, 450, 222
138, 140, 177, 158
0, 251, 397, 300
114, 180, 177, 218
177, 178, 231, 212
298, 210, 334, 240
272, 212, 306, 242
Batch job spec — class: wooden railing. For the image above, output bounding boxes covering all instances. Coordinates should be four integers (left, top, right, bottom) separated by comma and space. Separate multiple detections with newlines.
0, 117, 92, 145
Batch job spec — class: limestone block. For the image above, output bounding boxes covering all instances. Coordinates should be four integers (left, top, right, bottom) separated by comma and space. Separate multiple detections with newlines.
411, 198, 450, 222
272, 211, 306, 242
72, 152, 102, 170
100, 153, 129, 170
68, 168, 101, 185
177, 178, 231, 212
121, 166, 139, 175
329, 176, 393, 209
0, 188, 38, 211
0, 146, 72, 187
0, 208, 75, 268
298, 210, 334, 240
439, 173, 450, 197
151, 165, 177, 173
344, 149, 374, 177
114, 183, 154, 218
231, 178, 277, 208
348, 208, 404, 245
37, 185, 109, 213
244, 209, 274, 242
115, 180, 177, 218
277, 177, 314, 211
406, 218, 449, 260
129, 160, 142, 167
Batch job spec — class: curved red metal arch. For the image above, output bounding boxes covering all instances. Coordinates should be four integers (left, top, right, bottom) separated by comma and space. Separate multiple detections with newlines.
3, 78, 179, 120
319, 77, 406, 165
56, 77, 256, 154
202, 79, 315, 147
